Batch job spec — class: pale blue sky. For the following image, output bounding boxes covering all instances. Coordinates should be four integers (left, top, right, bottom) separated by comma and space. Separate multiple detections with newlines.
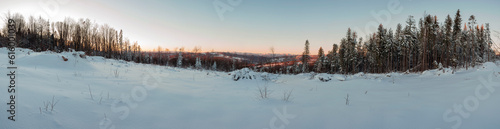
1, 0, 499, 54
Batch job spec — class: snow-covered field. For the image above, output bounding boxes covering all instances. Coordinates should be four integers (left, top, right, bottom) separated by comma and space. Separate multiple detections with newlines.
1, 48, 500, 129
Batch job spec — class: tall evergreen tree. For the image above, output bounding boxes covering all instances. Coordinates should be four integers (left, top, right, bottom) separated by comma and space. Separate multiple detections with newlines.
314, 47, 325, 72
177, 49, 183, 67
339, 38, 347, 73
301, 40, 311, 73
195, 57, 202, 70
444, 15, 453, 67
468, 15, 477, 66
485, 23, 493, 61
327, 44, 339, 73
212, 62, 217, 71
377, 24, 387, 73
453, 9, 462, 68
404, 15, 417, 72
395, 23, 403, 71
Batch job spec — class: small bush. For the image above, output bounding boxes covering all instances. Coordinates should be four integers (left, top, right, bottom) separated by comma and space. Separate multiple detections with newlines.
79, 54, 87, 59
257, 85, 272, 99
40, 96, 59, 113
345, 94, 350, 106
232, 68, 257, 81
282, 89, 293, 102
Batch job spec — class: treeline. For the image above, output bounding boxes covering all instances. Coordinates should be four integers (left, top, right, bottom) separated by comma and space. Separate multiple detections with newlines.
0, 12, 248, 71
294, 10, 497, 74
1, 10, 497, 74
0, 12, 142, 60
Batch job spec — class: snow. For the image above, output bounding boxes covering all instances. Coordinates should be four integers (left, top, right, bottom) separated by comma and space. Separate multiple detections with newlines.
1, 48, 500, 129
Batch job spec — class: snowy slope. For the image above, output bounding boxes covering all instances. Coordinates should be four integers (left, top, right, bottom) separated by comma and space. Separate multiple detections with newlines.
1, 48, 500, 129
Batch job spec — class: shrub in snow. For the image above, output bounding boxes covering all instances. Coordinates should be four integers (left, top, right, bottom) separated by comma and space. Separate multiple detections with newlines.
309, 72, 317, 80
79, 54, 87, 59
311, 73, 345, 82
212, 62, 217, 71
230, 69, 279, 81
479, 62, 498, 71
257, 85, 272, 99
344, 94, 349, 106
232, 68, 257, 81
114, 69, 119, 78
354, 72, 365, 77
177, 52, 183, 67
261, 72, 271, 81
195, 57, 202, 70
333, 74, 346, 81
282, 89, 293, 102
317, 74, 332, 82
40, 96, 59, 114
421, 67, 455, 77
260, 72, 278, 82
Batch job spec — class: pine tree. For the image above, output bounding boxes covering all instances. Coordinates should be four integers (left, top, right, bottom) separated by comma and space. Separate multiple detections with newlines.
349, 30, 359, 73
119, 30, 123, 58
157, 46, 163, 65
485, 23, 493, 61
212, 61, 217, 71
314, 47, 325, 72
453, 10, 462, 68
144, 54, 150, 63
468, 15, 477, 66
339, 38, 347, 73
301, 40, 311, 73
404, 15, 417, 72
231, 59, 236, 71
337, 28, 359, 74
432, 15, 441, 69
444, 15, 453, 67
386, 28, 395, 72
377, 24, 387, 73
195, 57, 202, 70
327, 44, 339, 73
395, 23, 403, 71
366, 35, 378, 73
463, 23, 469, 69
420, 15, 434, 71
177, 50, 183, 67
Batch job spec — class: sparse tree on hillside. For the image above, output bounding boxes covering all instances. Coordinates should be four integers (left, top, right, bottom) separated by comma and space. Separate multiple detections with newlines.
195, 57, 202, 70
327, 44, 339, 73
270, 46, 275, 68
301, 40, 310, 73
177, 48, 183, 67
212, 61, 217, 71
314, 47, 325, 72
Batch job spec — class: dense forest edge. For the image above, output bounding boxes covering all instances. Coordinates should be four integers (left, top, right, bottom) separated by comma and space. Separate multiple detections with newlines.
1, 10, 499, 74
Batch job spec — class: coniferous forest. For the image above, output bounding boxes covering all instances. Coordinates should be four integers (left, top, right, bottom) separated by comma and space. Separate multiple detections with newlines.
0, 10, 497, 74
299, 10, 497, 74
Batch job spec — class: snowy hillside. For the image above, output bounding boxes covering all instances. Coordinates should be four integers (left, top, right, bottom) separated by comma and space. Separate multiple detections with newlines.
1, 48, 500, 129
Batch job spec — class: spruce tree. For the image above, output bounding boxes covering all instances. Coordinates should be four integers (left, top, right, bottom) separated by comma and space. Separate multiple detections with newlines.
444, 15, 453, 67
395, 23, 403, 71
468, 15, 477, 66
327, 44, 339, 73
453, 10, 462, 68
212, 62, 217, 71
301, 40, 310, 73
314, 47, 325, 72
195, 57, 202, 70
177, 50, 183, 67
